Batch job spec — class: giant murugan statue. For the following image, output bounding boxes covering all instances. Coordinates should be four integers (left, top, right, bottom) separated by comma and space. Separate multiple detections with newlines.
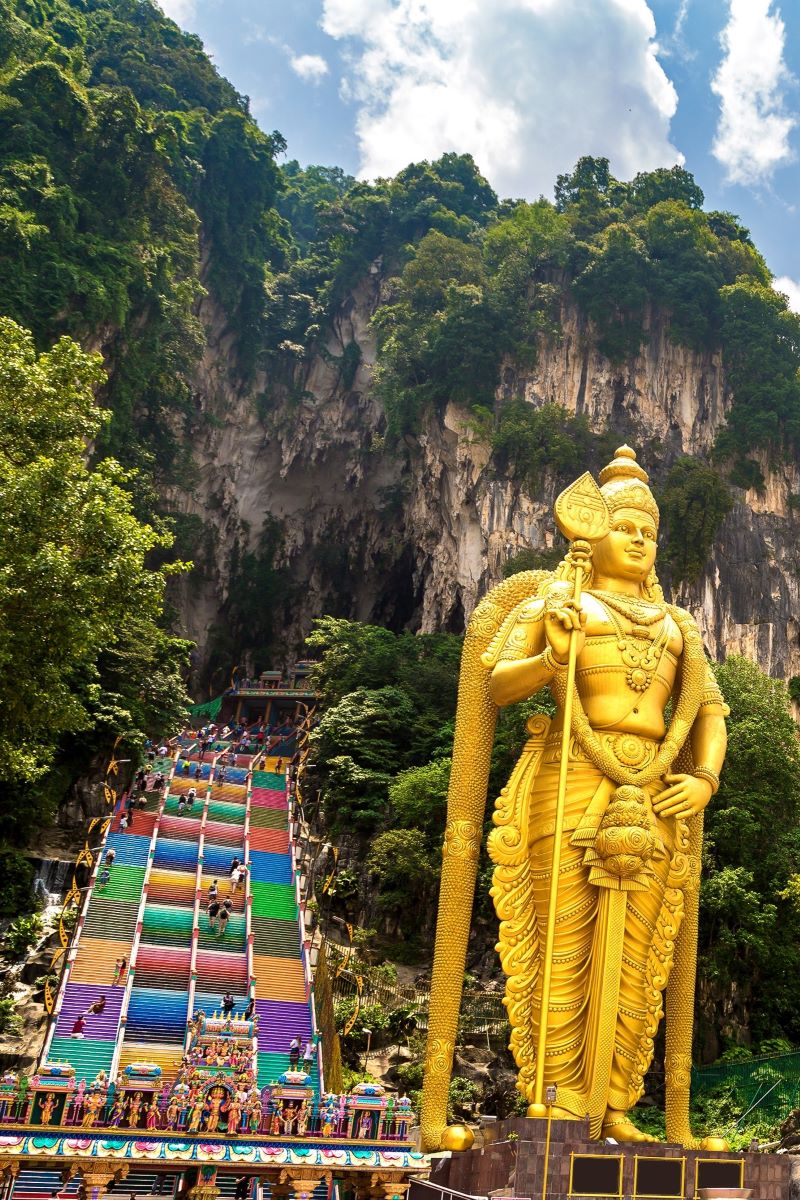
421, 447, 727, 1151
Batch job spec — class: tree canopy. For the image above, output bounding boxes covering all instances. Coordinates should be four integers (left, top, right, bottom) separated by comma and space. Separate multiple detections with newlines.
0, 318, 189, 836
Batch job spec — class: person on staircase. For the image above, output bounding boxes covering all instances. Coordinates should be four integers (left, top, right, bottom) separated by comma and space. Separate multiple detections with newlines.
207, 880, 219, 905
112, 957, 127, 987
289, 1037, 301, 1068
221, 992, 235, 1017
229, 863, 244, 896
217, 899, 232, 938
186, 786, 197, 813
207, 897, 221, 933
302, 1040, 315, 1071
97, 866, 111, 890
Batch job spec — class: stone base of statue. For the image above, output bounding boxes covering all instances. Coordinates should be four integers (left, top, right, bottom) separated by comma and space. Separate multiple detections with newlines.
424, 1117, 793, 1200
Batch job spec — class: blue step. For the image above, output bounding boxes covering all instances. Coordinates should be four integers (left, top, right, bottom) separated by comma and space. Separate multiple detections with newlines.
101, 831, 151, 867
153, 838, 199, 870
125, 987, 188, 1043
249, 850, 293, 884
203, 842, 244, 874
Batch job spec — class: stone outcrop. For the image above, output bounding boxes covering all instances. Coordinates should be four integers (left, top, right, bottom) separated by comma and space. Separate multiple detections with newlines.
166, 281, 800, 682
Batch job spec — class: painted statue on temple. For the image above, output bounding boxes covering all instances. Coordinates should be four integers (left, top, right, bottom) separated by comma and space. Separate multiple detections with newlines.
421, 447, 728, 1151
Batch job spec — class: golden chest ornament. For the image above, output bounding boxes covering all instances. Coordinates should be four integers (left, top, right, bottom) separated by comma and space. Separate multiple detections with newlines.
591, 589, 672, 694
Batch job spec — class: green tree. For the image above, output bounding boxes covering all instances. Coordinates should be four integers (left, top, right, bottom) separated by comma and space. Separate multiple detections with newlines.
658, 457, 733, 584
366, 828, 437, 926
389, 758, 451, 839
699, 657, 800, 1048
0, 319, 187, 796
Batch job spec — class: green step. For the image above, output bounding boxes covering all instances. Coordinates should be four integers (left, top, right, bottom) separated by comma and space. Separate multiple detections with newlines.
252, 772, 284, 790
197, 914, 246, 949
164, 795, 202, 815
96, 864, 146, 902
249, 806, 288, 830
142, 904, 194, 945
83, 896, 138, 940
257, 1052, 320, 1092
207, 800, 246, 824
252, 915, 301, 958
250, 882, 297, 922
48, 1037, 115, 1079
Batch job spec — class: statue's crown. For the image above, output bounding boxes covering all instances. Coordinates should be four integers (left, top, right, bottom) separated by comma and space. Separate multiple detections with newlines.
598, 445, 659, 525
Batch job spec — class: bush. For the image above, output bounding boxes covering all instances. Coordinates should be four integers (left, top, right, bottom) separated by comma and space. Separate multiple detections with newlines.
0, 851, 35, 916
0, 997, 22, 1036
2, 913, 43, 960
447, 1076, 481, 1120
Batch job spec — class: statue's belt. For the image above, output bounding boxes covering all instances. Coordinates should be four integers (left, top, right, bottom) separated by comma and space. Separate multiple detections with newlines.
534, 731, 671, 877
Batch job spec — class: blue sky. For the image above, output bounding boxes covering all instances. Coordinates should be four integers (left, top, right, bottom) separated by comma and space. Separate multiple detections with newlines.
162, 0, 800, 303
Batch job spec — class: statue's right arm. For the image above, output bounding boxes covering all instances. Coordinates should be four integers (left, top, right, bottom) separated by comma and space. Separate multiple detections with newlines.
488, 600, 558, 707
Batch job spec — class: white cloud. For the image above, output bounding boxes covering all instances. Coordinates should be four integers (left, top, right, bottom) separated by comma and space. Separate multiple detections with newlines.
711, 0, 796, 186
158, 0, 197, 27
320, 0, 682, 198
774, 275, 800, 313
289, 53, 330, 84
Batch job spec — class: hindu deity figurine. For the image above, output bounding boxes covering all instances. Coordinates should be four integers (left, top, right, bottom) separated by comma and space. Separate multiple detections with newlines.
81, 1091, 104, 1129
187, 1096, 204, 1133
295, 1101, 309, 1137
126, 1091, 143, 1128
422, 447, 728, 1150
39, 1093, 57, 1126
109, 1095, 125, 1127
146, 1096, 160, 1130
248, 1097, 262, 1134
226, 1095, 242, 1135
204, 1089, 224, 1133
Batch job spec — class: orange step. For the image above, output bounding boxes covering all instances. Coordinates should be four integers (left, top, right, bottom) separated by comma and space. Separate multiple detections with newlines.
252, 954, 306, 1001
70, 938, 132, 985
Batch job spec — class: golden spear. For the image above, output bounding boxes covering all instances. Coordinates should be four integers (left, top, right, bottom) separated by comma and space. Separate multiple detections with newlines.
529, 473, 610, 1113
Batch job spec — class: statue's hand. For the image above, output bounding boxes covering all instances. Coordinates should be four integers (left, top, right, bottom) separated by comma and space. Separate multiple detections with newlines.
544, 602, 586, 664
652, 773, 712, 819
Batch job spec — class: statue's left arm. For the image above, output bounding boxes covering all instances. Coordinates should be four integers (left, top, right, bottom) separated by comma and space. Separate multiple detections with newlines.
654, 665, 727, 820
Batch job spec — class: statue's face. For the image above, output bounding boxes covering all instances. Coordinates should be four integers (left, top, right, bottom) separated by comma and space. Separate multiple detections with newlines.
593, 506, 657, 583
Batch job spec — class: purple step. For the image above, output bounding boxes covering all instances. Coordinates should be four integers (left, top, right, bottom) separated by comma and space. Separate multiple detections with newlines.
255, 999, 312, 1052
54, 983, 124, 1041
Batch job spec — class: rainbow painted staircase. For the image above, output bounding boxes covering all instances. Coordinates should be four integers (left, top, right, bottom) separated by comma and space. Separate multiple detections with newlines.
2, 721, 423, 1200
39, 739, 320, 1096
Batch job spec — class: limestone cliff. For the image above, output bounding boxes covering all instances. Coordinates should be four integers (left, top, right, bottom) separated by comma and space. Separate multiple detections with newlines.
168, 281, 800, 682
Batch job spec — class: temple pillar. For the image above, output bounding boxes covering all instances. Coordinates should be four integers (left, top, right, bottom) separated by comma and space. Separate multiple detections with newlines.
76, 1165, 128, 1200
279, 1169, 332, 1200
370, 1173, 409, 1200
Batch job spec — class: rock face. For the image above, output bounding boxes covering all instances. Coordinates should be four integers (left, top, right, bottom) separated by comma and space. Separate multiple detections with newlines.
169, 284, 800, 682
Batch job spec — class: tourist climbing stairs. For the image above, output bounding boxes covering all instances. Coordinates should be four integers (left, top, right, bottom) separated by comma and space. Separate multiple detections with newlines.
42, 754, 175, 1082
12, 715, 324, 1139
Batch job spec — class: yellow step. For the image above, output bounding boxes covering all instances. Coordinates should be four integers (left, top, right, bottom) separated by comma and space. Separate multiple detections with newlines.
252, 954, 306, 1001
71, 938, 132, 985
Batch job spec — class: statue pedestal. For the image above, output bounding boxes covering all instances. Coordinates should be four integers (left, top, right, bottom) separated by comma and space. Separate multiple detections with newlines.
427, 1117, 791, 1200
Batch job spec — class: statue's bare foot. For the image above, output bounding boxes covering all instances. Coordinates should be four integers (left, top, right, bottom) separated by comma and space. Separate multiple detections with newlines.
601, 1111, 656, 1142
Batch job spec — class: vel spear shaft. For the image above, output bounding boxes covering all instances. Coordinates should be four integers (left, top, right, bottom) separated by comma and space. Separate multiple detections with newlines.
530, 474, 610, 1113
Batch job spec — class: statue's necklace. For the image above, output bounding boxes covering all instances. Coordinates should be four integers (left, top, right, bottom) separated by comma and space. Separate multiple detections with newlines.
592, 591, 670, 693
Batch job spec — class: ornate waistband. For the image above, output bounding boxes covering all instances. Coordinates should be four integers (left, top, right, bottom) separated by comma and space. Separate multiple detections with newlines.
544, 730, 660, 771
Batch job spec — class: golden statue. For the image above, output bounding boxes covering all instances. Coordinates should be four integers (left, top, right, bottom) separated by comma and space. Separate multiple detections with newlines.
421, 447, 727, 1151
